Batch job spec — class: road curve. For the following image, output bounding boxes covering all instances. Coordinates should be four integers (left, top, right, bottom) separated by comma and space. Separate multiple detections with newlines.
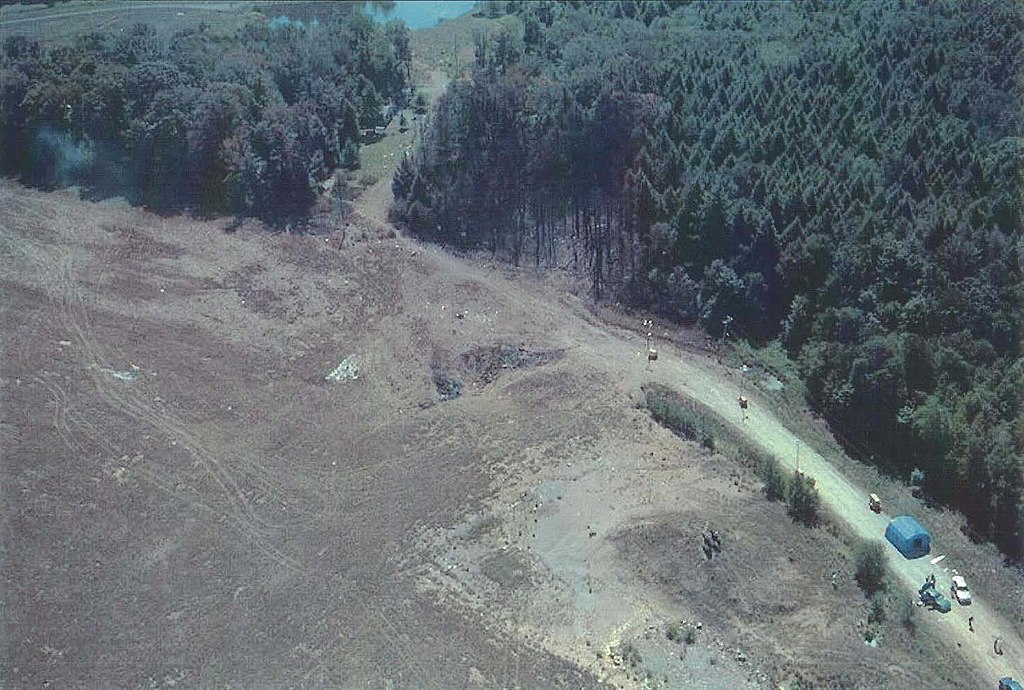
570, 319, 1023, 685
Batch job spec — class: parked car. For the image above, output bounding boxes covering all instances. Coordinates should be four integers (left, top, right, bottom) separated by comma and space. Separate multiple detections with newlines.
919, 584, 952, 613
950, 575, 972, 605
999, 678, 1023, 690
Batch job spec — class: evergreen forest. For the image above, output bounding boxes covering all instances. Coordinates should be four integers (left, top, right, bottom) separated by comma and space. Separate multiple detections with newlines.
392, 0, 1024, 558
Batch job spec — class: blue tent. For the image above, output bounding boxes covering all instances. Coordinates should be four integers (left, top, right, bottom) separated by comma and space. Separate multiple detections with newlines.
885, 515, 931, 559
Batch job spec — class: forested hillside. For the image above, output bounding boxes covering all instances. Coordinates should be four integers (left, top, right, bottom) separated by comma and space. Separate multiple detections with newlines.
393, 0, 1024, 557
1, 7, 410, 218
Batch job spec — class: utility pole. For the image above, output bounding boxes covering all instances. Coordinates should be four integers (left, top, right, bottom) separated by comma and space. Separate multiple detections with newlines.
721, 315, 733, 346
643, 318, 656, 368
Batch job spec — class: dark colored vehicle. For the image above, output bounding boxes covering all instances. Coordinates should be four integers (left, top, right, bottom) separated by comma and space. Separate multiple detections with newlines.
918, 584, 952, 613
1000, 678, 1024, 690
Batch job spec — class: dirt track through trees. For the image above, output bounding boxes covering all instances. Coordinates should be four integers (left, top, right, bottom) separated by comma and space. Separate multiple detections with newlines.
354, 91, 1024, 685
343, 170, 1024, 685
562, 315, 1024, 684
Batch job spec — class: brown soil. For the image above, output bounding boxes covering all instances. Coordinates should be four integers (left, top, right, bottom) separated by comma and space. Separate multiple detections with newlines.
4, 177, 1021, 689
0, 13, 1020, 690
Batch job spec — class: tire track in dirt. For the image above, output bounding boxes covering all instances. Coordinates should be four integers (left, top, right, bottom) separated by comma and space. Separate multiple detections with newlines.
23, 226, 306, 576
91, 235, 308, 523
41, 376, 93, 459
38, 371, 225, 518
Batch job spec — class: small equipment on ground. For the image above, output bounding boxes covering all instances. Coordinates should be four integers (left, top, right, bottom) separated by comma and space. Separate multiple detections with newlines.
868, 493, 882, 513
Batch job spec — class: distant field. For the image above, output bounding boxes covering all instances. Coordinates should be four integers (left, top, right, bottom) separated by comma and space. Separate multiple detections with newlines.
0, 1, 383, 42
0, 1, 265, 42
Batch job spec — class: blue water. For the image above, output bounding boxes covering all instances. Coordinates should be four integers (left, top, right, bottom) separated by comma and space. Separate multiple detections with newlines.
366, 1, 477, 30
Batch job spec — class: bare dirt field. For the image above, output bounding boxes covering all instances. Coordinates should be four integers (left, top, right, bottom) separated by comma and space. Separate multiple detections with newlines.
2, 11, 1023, 689
3, 173, 1022, 689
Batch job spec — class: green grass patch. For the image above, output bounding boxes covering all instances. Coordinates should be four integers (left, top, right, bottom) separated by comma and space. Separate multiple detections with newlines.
643, 383, 820, 526
644, 383, 785, 469
757, 452, 788, 502
644, 386, 719, 451
358, 129, 416, 183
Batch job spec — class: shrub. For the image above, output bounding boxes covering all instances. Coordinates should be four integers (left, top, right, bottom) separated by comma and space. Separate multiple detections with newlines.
666, 622, 698, 644
758, 453, 788, 501
868, 594, 887, 624
853, 540, 889, 595
645, 389, 717, 451
786, 471, 820, 526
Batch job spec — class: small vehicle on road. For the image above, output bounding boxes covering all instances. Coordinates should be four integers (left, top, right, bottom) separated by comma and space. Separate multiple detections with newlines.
868, 493, 881, 513
999, 678, 1024, 690
918, 583, 952, 613
950, 575, 971, 605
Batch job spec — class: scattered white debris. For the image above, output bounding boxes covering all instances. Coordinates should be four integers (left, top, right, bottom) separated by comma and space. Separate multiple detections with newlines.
325, 356, 359, 381
101, 364, 140, 381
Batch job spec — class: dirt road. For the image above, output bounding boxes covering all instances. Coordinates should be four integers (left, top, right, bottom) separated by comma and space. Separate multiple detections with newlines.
346, 76, 1023, 685
348, 166, 1023, 684
566, 321, 1024, 684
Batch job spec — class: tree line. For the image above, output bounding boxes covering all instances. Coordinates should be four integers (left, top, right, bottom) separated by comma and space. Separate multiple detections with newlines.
393, 0, 1023, 558
1, 7, 411, 219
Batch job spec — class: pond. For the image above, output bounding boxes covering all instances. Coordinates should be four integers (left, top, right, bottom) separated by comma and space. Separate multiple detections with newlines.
365, 1, 477, 30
